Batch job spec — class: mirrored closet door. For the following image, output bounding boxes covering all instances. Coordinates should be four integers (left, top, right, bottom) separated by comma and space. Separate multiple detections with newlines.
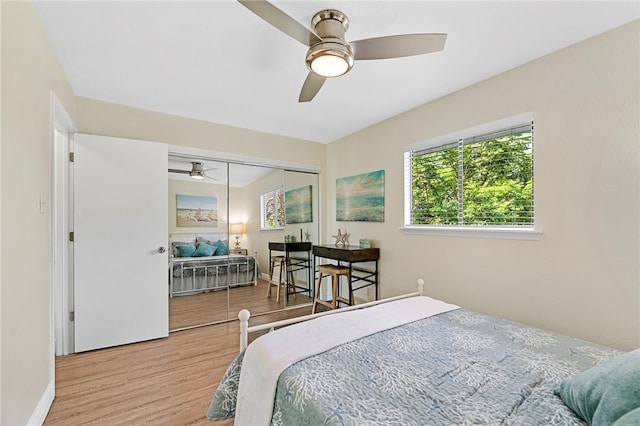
168, 159, 231, 330
168, 156, 319, 331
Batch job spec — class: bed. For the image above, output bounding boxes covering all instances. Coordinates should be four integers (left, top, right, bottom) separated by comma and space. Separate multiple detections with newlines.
169, 235, 256, 297
207, 280, 640, 425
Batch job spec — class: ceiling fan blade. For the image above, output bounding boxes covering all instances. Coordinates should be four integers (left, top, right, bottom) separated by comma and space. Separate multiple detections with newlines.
168, 168, 189, 174
298, 72, 326, 103
237, 0, 321, 46
352, 33, 447, 60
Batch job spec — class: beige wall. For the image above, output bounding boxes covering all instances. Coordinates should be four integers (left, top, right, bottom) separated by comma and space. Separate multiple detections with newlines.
1, 2, 76, 425
76, 97, 326, 169
326, 20, 640, 351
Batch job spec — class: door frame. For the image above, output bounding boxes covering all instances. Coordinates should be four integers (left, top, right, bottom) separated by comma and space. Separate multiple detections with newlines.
50, 92, 76, 355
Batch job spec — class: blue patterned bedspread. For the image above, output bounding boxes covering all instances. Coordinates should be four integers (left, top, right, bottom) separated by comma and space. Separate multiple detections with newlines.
208, 309, 620, 425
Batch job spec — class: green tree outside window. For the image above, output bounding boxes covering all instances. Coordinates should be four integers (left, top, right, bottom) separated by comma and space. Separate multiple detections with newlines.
410, 126, 533, 226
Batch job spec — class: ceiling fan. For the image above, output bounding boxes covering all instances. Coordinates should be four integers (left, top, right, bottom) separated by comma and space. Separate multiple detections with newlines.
168, 162, 217, 181
237, 0, 447, 102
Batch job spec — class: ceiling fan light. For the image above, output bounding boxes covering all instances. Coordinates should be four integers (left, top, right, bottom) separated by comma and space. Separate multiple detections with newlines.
190, 171, 204, 180
311, 55, 349, 77
306, 41, 353, 78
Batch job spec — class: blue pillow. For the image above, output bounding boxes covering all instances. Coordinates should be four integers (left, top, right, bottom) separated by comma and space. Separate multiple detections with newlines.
214, 240, 229, 255
171, 241, 193, 257
176, 243, 196, 257
193, 243, 217, 257
555, 348, 640, 426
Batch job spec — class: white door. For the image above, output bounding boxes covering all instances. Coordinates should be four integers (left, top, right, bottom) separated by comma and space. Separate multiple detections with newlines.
73, 134, 168, 352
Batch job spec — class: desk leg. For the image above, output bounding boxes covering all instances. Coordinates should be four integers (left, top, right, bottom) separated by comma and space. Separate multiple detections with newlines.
284, 253, 289, 305
307, 252, 312, 298
374, 260, 378, 300
312, 255, 317, 300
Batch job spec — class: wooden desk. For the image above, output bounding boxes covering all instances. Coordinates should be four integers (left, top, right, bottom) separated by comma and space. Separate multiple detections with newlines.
312, 245, 380, 301
268, 242, 313, 299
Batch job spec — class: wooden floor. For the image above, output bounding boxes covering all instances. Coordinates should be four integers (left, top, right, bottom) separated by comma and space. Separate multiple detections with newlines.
45, 281, 314, 425
170, 277, 313, 330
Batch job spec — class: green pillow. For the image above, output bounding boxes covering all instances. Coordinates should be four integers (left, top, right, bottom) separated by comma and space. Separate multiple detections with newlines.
555, 348, 640, 426
612, 408, 640, 426
176, 243, 197, 257
193, 243, 217, 257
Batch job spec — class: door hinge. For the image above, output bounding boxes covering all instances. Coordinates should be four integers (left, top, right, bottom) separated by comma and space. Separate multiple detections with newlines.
69, 231, 74, 242
69, 311, 75, 322
69, 152, 74, 162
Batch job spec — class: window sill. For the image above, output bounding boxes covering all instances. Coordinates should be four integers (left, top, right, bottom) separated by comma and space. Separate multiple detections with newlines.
399, 226, 542, 241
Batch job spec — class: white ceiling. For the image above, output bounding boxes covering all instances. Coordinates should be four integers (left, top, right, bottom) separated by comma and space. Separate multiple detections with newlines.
34, 1, 639, 144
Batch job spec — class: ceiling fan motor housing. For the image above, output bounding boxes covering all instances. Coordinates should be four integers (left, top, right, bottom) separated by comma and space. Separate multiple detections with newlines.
189, 162, 205, 179
306, 9, 354, 77
312, 9, 349, 38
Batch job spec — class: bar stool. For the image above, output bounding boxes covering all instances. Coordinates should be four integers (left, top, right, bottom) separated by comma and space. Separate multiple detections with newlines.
312, 264, 352, 313
267, 256, 296, 302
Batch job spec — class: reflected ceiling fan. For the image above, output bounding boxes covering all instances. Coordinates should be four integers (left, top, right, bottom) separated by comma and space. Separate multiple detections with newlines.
168, 162, 217, 181
237, 0, 447, 102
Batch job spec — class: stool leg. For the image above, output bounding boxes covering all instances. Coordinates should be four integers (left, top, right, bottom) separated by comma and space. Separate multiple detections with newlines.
312, 272, 324, 314
277, 260, 284, 303
287, 261, 296, 300
331, 274, 338, 310
267, 260, 274, 297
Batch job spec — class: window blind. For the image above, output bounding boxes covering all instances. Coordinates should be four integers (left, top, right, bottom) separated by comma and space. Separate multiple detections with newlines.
407, 121, 534, 227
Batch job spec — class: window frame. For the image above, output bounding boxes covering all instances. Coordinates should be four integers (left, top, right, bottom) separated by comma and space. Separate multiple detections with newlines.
260, 186, 285, 230
402, 113, 541, 240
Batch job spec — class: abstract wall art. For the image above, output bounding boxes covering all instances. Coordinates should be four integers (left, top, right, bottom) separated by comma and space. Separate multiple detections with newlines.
336, 170, 385, 222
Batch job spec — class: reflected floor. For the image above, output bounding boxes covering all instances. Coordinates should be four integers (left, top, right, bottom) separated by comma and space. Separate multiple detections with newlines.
169, 278, 313, 331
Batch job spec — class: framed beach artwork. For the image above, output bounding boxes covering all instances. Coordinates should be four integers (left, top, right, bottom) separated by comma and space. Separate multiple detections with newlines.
176, 194, 218, 227
336, 170, 385, 222
285, 185, 313, 224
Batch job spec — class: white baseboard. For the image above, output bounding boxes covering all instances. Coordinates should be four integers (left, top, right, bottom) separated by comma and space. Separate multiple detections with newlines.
27, 380, 54, 426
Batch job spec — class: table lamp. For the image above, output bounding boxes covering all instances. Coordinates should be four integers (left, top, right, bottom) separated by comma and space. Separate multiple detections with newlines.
230, 223, 245, 249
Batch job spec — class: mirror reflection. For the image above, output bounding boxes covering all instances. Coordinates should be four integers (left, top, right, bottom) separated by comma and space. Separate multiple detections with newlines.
168, 157, 319, 331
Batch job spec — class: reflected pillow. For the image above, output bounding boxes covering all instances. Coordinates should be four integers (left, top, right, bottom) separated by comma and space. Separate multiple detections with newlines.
193, 243, 217, 257
555, 348, 640, 426
176, 243, 197, 258
196, 237, 215, 246
171, 241, 193, 257
214, 240, 229, 255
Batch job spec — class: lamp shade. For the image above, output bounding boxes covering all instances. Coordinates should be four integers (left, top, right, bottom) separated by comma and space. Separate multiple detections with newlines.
229, 223, 245, 234
306, 41, 353, 78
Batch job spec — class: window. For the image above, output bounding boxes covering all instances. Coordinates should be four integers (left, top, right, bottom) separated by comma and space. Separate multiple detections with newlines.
260, 187, 285, 229
404, 117, 534, 229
